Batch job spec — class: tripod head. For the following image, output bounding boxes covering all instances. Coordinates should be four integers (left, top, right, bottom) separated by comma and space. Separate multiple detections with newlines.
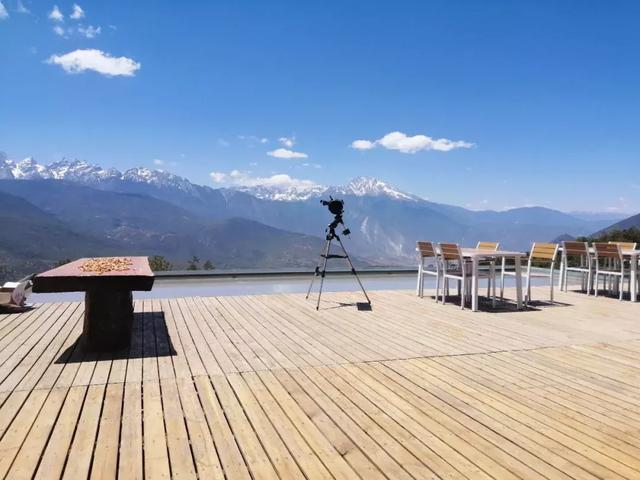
326, 215, 351, 239
321, 196, 351, 239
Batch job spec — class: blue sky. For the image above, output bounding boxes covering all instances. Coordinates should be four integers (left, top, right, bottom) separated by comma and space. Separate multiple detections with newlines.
1, 1, 639, 213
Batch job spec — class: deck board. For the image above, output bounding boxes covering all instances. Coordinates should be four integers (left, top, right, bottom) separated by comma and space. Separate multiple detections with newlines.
1, 287, 640, 479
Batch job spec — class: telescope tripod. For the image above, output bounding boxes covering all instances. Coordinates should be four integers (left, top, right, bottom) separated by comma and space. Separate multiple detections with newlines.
306, 229, 371, 310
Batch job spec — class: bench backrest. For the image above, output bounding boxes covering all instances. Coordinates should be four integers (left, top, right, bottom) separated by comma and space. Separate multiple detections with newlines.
563, 241, 589, 256
476, 241, 499, 251
439, 243, 462, 261
416, 241, 437, 258
609, 241, 637, 250
530, 242, 558, 261
594, 242, 622, 259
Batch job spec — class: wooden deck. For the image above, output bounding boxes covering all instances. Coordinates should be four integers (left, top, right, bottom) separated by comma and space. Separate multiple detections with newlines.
1, 287, 640, 479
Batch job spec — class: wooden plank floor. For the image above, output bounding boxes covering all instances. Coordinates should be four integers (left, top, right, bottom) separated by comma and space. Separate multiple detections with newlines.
1, 287, 640, 479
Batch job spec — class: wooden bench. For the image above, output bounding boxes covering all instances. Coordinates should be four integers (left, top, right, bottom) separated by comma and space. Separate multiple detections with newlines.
33, 256, 155, 351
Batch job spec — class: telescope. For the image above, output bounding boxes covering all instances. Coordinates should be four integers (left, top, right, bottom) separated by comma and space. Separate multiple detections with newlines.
306, 197, 370, 309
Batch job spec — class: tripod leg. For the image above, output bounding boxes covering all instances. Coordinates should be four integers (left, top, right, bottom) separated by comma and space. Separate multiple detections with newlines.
305, 265, 319, 299
316, 238, 332, 310
336, 236, 371, 305
307, 238, 331, 299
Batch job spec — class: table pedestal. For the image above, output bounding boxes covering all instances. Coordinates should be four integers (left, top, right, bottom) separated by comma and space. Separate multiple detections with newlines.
83, 290, 134, 351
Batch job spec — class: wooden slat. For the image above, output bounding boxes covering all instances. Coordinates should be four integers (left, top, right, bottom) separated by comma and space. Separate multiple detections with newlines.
62, 384, 105, 479
161, 377, 197, 479
142, 380, 171, 480
89, 383, 123, 480
35, 386, 86, 480
176, 377, 225, 479
118, 382, 143, 480
194, 375, 253, 480
6, 387, 68, 479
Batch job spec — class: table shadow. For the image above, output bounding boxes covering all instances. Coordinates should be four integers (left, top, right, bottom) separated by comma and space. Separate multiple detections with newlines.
55, 311, 176, 363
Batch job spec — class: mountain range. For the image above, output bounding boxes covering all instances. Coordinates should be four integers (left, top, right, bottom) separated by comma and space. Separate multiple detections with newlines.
0, 156, 633, 278
595, 212, 640, 234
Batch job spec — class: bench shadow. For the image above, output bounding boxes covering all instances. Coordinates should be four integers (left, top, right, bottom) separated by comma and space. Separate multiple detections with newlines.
434, 295, 573, 313
564, 288, 636, 301
55, 311, 176, 363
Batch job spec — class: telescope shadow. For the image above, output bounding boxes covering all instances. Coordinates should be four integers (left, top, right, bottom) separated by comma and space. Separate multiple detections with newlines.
319, 301, 373, 311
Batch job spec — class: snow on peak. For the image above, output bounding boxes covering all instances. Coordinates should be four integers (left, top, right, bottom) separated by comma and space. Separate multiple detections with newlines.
237, 183, 326, 201
334, 176, 421, 201
0, 157, 195, 193
239, 176, 422, 202
122, 167, 196, 192
47, 159, 121, 183
0, 156, 424, 203
11, 157, 49, 179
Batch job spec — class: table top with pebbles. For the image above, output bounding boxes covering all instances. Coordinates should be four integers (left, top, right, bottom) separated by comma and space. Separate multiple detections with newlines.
79, 257, 134, 275
33, 256, 154, 293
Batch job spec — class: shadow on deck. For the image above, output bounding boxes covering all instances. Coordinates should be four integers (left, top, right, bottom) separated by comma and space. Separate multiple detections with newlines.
55, 311, 177, 363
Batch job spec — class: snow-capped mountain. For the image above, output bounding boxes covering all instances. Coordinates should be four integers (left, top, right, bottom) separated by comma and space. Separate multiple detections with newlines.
0, 157, 51, 179
0, 157, 196, 193
1, 157, 421, 203
237, 176, 422, 202
329, 176, 422, 201
121, 166, 197, 193
236, 183, 326, 201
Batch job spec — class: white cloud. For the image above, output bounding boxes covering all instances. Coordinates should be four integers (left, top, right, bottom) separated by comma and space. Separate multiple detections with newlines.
16, 0, 29, 14
267, 148, 308, 159
238, 135, 268, 145
52, 25, 65, 36
70, 3, 84, 19
278, 136, 295, 148
217, 138, 230, 147
302, 162, 322, 169
211, 169, 319, 190
0, 2, 9, 19
48, 5, 63, 21
209, 172, 227, 183
351, 131, 474, 154
378, 131, 474, 153
350, 139, 375, 151
47, 49, 141, 77
78, 25, 101, 38
153, 159, 164, 166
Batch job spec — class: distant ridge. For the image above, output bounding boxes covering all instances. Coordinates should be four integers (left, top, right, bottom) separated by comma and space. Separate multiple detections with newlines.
1, 158, 422, 202
0, 155, 626, 264
0, 157, 196, 193
594, 212, 640, 235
